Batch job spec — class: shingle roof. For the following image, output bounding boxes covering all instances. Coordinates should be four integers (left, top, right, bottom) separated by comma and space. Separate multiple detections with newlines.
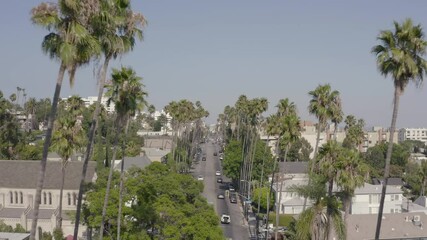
415, 196, 427, 208
27, 209, 55, 219
114, 156, 151, 171
372, 177, 404, 186
0, 232, 30, 240
0, 208, 25, 218
346, 213, 427, 240
278, 162, 308, 174
0, 160, 96, 190
354, 183, 402, 195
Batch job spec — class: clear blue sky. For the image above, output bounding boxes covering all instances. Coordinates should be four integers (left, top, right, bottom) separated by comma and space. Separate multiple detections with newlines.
2, 1, 427, 127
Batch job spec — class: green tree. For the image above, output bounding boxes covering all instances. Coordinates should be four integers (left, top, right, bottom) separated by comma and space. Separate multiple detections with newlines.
372, 18, 427, 239
342, 115, 365, 151
287, 137, 313, 162
101, 67, 147, 240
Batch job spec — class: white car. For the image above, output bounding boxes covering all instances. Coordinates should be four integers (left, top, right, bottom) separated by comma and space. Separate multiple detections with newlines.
215, 171, 221, 176
197, 175, 204, 181
221, 214, 231, 224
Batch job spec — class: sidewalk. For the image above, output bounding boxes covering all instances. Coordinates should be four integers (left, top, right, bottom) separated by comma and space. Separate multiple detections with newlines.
247, 207, 257, 239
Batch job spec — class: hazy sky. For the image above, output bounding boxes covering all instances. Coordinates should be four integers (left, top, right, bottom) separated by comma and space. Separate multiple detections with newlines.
2, 1, 427, 127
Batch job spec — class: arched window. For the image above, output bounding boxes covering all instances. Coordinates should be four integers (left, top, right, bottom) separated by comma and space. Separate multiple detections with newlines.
14, 192, 18, 204
43, 192, 47, 205
20, 192, 23, 204
48, 192, 52, 205
67, 193, 71, 206
9, 191, 13, 204
73, 193, 77, 206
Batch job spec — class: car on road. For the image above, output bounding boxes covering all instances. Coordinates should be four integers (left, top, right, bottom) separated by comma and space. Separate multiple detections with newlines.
228, 184, 235, 192
213, 152, 218, 156
215, 171, 221, 176
197, 175, 204, 181
217, 178, 223, 183
202, 156, 206, 161
220, 214, 231, 224
219, 155, 224, 160
217, 194, 225, 199
229, 194, 237, 203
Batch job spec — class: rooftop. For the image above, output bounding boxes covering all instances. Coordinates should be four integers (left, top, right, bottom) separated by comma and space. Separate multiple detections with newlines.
0, 160, 96, 190
278, 162, 308, 174
354, 183, 403, 195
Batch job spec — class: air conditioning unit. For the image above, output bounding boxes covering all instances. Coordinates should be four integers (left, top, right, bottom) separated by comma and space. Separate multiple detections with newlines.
413, 215, 421, 222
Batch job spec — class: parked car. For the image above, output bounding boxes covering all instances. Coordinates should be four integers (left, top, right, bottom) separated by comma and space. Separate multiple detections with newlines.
197, 175, 204, 181
217, 194, 225, 199
202, 157, 206, 161
215, 171, 221, 176
221, 214, 231, 224
217, 178, 223, 183
229, 184, 235, 192
213, 152, 218, 156
230, 196, 237, 204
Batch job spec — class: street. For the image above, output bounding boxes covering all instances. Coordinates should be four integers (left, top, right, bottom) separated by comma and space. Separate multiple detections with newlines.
193, 141, 250, 240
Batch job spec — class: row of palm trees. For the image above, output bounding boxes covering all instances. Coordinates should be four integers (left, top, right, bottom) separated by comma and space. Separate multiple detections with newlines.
29, 0, 146, 240
218, 18, 427, 240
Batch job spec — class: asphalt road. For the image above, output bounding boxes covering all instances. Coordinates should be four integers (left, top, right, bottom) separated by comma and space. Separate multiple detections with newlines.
193, 141, 249, 240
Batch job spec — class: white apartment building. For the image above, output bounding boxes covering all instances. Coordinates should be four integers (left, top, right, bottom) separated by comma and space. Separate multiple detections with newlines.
62, 96, 116, 114
351, 183, 403, 214
0, 160, 97, 239
399, 128, 427, 145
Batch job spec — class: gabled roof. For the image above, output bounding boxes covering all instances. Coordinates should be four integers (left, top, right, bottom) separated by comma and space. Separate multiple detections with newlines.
372, 177, 404, 186
354, 183, 402, 195
414, 196, 427, 208
0, 208, 25, 218
114, 156, 152, 171
0, 160, 96, 190
0, 232, 30, 240
278, 162, 308, 174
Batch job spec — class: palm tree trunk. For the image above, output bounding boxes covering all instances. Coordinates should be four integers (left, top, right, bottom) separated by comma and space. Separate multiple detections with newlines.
344, 193, 351, 240
333, 122, 338, 142
57, 163, 66, 229
30, 62, 66, 240
100, 117, 122, 240
257, 135, 269, 215
327, 179, 334, 240
375, 87, 401, 240
117, 116, 130, 240
74, 55, 112, 240
265, 137, 280, 240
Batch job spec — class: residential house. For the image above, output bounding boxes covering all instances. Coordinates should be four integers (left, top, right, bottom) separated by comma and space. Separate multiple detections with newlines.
273, 162, 310, 215
351, 182, 403, 214
141, 148, 170, 163
0, 160, 96, 239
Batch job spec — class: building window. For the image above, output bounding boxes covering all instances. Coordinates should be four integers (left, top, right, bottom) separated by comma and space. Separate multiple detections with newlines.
73, 193, 77, 206
369, 194, 380, 204
20, 192, 23, 204
43, 192, 47, 205
10, 191, 13, 204
48, 193, 52, 205
68, 193, 71, 206
14, 192, 18, 204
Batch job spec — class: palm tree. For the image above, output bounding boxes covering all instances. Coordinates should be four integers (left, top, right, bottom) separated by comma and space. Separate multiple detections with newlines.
329, 94, 343, 141
316, 140, 342, 239
103, 67, 147, 240
74, 2, 146, 238
292, 175, 345, 240
51, 116, 86, 229
372, 19, 427, 239
30, 2, 100, 239
336, 149, 368, 238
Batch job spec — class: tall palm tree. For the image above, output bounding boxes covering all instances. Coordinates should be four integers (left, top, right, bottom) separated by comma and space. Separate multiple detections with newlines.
329, 93, 343, 141
74, 1, 146, 238
30, 2, 99, 239
372, 19, 427, 239
103, 67, 147, 240
316, 140, 342, 239
336, 149, 368, 238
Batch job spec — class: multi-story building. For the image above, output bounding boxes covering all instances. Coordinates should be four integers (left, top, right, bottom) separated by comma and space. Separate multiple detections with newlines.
399, 128, 427, 145
361, 127, 399, 152
62, 96, 116, 114
351, 182, 403, 214
0, 160, 96, 239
